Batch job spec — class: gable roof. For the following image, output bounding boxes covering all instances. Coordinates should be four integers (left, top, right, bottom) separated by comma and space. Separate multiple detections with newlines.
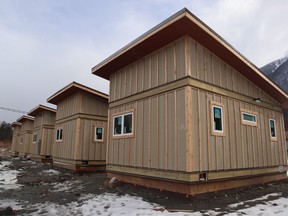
47, 81, 109, 105
28, 104, 56, 117
91, 8, 288, 108
16, 115, 34, 123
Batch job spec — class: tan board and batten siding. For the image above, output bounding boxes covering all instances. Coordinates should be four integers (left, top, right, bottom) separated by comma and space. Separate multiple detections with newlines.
47, 82, 108, 171
11, 122, 22, 156
93, 8, 288, 194
16, 116, 34, 158
28, 105, 56, 162
108, 35, 286, 172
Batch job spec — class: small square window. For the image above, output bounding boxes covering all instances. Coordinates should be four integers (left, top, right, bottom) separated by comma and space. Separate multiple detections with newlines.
95, 127, 104, 141
113, 112, 134, 137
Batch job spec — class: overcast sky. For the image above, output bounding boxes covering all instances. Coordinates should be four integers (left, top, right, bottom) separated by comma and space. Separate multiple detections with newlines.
1, 0, 288, 123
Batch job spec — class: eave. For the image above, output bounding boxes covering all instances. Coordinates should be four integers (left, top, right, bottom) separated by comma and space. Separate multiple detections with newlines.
47, 81, 109, 105
28, 104, 56, 117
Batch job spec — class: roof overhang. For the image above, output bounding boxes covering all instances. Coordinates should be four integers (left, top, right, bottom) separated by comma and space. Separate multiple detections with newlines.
11, 122, 22, 127
28, 104, 56, 116
47, 81, 109, 105
16, 115, 34, 123
91, 8, 288, 109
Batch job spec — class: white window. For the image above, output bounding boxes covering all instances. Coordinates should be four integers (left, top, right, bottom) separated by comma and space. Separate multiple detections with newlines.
33, 134, 37, 144
212, 104, 224, 135
113, 112, 133, 137
95, 127, 104, 141
269, 119, 277, 139
241, 109, 257, 126
56, 128, 63, 141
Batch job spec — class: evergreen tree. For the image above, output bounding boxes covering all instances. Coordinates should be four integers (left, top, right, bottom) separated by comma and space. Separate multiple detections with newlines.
0, 121, 13, 141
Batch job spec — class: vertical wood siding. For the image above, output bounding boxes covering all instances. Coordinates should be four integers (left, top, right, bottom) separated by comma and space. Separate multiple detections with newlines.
108, 88, 187, 171
109, 37, 186, 102
188, 86, 286, 172
107, 35, 286, 174
53, 92, 108, 162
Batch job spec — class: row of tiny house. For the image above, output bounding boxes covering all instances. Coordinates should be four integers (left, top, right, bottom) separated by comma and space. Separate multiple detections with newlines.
11, 8, 288, 195
11, 82, 108, 171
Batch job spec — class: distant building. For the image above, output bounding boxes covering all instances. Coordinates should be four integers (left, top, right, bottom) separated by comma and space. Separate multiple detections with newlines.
16, 115, 34, 158
47, 82, 109, 171
10, 121, 22, 157
27, 104, 56, 163
92, 8, 288, 195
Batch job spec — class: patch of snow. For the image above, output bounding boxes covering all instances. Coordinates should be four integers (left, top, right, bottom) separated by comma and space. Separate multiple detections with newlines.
0, 199, 23, 210
271, 56, 288, 73
0, 161, 22, 190
228, 193, 281, 208
40, 169, 61, 176
49, 180, 81, 192
227, 197, 288, 216
27, 193, 198, 216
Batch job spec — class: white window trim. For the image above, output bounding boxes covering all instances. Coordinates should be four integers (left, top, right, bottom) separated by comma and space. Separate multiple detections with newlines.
269, 118, 277, 140
56, 128, 63, 142
113, 112, 134, 137
95, 126, 104, 142
241, 109, 258, 127
212, 104, 224, 135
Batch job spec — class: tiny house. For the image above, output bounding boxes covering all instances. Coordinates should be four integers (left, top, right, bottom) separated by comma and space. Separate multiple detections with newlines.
47, 82, 109, 171
27, 104, 56, 163
92, 8, 288, 195
16, 115, 34, 158
10, 122, 22, 157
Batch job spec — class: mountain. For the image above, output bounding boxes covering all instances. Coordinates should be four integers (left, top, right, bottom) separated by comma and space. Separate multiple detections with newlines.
260, 56, 288, 93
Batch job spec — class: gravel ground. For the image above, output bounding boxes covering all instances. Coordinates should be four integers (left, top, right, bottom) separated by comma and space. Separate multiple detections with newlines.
1, 148, 288, 215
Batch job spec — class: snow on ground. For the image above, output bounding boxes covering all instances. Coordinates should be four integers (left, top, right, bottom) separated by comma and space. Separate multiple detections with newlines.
22, 193, 197, 216
0, 161, 21, 190
40, 169, 61, 176
1, 158, 288, 215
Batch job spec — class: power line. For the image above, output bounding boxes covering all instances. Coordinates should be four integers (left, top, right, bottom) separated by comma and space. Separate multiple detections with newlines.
0, 106, 27, 114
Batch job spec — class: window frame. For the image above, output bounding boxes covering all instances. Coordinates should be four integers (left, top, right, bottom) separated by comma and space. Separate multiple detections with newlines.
56, 128, 63, 142
33, 134, 37, 144
269, 118, 277, 141
94, 126, 104, 142
211, 101, 225, 136
112, 110, 134, 138
241, 109, 258, 127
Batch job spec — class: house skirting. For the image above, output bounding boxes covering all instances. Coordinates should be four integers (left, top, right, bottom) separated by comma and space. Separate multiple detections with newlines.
10, 151, 19, 157
31, 154, 52, 163
53, 157, 106, 172
107, 165, 288, 195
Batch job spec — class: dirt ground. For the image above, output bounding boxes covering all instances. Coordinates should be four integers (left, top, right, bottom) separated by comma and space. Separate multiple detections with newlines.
1, 150, 288, 215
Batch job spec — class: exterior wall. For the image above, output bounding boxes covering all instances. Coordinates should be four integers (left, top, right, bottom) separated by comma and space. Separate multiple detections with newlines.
109, 37, 186, 102
53, 91, 108, 169
187, 86, 287, 173
11, 125, 21, 155
109, 36, 279, 108
56, 93, 80, 120
31, 110, 56, 160
107, 35, 287, 178
108, 88, 187, 171
186, 36, 279, 107
18, 120, 34, 156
